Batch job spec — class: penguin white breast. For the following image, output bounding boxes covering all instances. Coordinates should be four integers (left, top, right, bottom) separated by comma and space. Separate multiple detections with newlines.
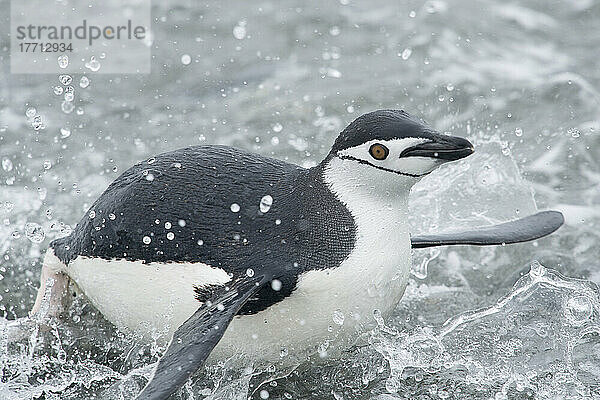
46, 249, 231, 341
211, 157, 414, 361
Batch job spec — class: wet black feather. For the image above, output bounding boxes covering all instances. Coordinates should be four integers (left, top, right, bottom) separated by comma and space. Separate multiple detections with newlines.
51, 145, 356, 314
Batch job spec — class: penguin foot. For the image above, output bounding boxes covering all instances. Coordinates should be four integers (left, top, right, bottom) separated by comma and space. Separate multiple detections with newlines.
30, 264, 70, 325
0, 263, 70, 344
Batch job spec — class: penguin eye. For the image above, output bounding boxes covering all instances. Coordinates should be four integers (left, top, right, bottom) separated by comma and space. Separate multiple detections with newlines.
369, 143, 389, 160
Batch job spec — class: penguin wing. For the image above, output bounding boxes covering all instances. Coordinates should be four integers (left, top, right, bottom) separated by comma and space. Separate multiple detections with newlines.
411, 210, 564, 248
135, 275, 269, 400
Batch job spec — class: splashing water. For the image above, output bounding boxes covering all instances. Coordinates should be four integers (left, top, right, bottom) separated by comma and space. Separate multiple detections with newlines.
371, 263, 600, 399
24, 222, 45, 243
1, 0, 599, 398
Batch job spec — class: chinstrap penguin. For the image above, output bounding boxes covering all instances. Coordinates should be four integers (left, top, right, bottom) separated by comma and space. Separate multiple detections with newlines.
27, 109, 563, 400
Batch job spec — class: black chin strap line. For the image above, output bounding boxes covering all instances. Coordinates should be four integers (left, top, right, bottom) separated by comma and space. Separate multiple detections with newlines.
337, 155, 429, 178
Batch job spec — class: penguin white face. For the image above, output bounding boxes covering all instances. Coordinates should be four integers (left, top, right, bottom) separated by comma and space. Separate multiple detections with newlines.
337, 137, 451, 178
329, 110, 474, 181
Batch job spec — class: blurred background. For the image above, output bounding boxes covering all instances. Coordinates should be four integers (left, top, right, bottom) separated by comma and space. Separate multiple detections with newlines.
0, 0, 599, 399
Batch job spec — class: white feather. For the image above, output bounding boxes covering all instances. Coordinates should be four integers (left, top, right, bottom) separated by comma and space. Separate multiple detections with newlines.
45, 249, 231, 341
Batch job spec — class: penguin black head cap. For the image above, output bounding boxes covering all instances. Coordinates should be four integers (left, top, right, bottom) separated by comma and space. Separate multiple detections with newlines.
328, 109, 474, 178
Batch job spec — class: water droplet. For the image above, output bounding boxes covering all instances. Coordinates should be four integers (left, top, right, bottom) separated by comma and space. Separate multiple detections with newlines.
329, 26, 340, 36
64, 91, 74, 102
230, 203, 240, 213
60, 127, 71, 138
166, 232, 175, 240
446, 83, 454, 91
61, 101, 74, 114
43, 160, 52, 170
569, 128, 580, 138
53, 86, 64, 95
271, 279, 282, 291
57, 54, 69, 68
272, 123, 283, 133
565, 295, 592, 325
25, 107, 37, 118
2, 159, 13, 172
275, 219, 281, 225
515, 127, 523, 137
31, 115, 43, 130
79, 76, 90, 88
25, 222, 45, 243
332, 309, 345, 325
59, 75, 72, 85
233, 22, 247, 40
246, 268, 255, 277
181, 54, 192, 65
143, 236, 151, 244
89, 210, 96, 219
85, 56, 101, 72
197, 239, 204, 246
260, 195, 273, 213
178, 219, 186, 227
145, 173, 155, 182
259, 390, 269, 399
400, 48, 412, 60
165, 222, 172, 229
108, 213, 116, 220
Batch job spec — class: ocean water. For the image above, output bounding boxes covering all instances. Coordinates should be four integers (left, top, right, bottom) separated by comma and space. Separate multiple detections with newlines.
1, 0, 599, 399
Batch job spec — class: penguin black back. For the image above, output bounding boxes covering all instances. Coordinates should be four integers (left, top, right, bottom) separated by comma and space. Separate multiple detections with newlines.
51, 145, 356, 313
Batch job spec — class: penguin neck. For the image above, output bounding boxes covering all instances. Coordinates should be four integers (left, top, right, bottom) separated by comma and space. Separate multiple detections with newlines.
319, 155, 413, 221
307, 154, 414, 323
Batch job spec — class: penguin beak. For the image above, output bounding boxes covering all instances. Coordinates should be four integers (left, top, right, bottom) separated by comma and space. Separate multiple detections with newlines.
400, 135, 474, 161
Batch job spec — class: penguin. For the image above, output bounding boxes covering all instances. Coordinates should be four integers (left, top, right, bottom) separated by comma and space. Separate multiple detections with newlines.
29, 110, 563, 400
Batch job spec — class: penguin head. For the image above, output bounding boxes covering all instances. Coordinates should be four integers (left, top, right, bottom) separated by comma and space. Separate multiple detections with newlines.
328, 110, 473, 183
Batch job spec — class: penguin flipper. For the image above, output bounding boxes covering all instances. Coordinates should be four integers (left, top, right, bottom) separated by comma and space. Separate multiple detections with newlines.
411, 210, 564, 249
135, 275, 269, 400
